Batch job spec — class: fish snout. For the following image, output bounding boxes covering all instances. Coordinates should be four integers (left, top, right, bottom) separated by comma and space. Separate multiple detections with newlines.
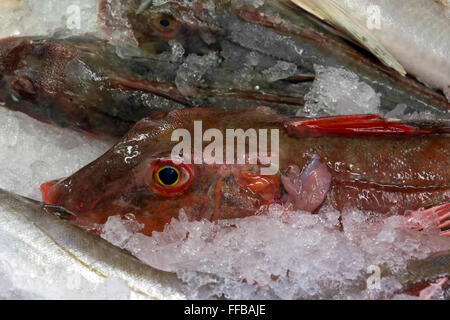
0, 37, 29, 72
40, 179, 60, 205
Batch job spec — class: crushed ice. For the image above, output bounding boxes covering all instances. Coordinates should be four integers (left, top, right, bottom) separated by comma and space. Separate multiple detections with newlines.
101, 205, 450, 299
298, 65, 381, 117
384, 103, 437, 121
263, 61, 298, 82
0, 108, 113, 199
0, 0, 101, 39
175, 52, 221, 97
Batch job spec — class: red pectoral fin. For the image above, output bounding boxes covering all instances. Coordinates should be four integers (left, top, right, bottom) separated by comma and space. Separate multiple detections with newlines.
285, 114, 439, 137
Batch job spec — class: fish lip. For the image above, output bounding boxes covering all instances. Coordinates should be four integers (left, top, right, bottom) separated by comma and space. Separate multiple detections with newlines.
0, 36, 32, 72
40, 180, 76, 219
40, 180, 57, 204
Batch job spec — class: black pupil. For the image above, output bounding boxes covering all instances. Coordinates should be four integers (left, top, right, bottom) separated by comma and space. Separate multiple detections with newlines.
158, 167, 178, 186
160, 19, 170, 27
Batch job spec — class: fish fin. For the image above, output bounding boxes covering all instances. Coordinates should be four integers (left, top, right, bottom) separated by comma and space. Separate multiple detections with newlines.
419, 277, 449, 299
405, 202, 450, 237
290, 0, 328, 20
285, 114, 449, 137
281, 154, 331, 213
290, 0, 407, 76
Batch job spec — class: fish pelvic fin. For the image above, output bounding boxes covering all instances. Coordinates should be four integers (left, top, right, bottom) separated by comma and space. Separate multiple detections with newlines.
405, 202, 450, 237
290, 0, 407, 76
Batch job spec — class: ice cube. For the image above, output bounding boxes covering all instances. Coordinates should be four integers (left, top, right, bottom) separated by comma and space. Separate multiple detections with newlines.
298, 65, 381, 117
263, 61, 298, 82
0, 108, 112, 199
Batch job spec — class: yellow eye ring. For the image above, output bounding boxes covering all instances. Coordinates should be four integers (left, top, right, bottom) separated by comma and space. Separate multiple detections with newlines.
155, 165, 181, 187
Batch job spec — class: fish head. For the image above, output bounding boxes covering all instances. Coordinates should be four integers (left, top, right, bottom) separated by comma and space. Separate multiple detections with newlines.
0, 35, 144, 135
0, 37, 41, 111
0, 36, 96, 126
126, 0, 224, 55
41, 108, 285, 236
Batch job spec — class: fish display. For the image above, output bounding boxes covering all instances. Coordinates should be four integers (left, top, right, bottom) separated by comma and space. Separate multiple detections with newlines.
0, 0, 448, 137
37, 107, 450, 297
291, 0, 450, 100
0, 0, 449, 300
39, 108, 450, 236
0, 187, 184, 299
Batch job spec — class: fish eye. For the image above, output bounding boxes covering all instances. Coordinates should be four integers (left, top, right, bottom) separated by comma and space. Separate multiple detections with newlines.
152, 14, 180, 36
160, 19, 170, 27
156, 166, 180, 186
147, 160, 194, 196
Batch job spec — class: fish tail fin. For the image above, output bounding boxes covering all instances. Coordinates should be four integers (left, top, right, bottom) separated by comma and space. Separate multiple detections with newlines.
419, 277, 449, 300
400, 276, 449, 299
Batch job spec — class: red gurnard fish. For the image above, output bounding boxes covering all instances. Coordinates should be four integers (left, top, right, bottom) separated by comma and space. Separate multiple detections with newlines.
40, 108, 450, 238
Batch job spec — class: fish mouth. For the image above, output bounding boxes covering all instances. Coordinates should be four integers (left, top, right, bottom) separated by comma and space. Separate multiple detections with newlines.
40, 179, 77, 219
40, 179, 59, 205
0, 36, 32, 73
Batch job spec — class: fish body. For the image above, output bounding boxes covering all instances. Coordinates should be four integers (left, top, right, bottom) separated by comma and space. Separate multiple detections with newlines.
291, 0, 450, 99
0, 1, 449, 137
40, 108, 450, 236
0, 188, 184, 299
109, 0, 450, 112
